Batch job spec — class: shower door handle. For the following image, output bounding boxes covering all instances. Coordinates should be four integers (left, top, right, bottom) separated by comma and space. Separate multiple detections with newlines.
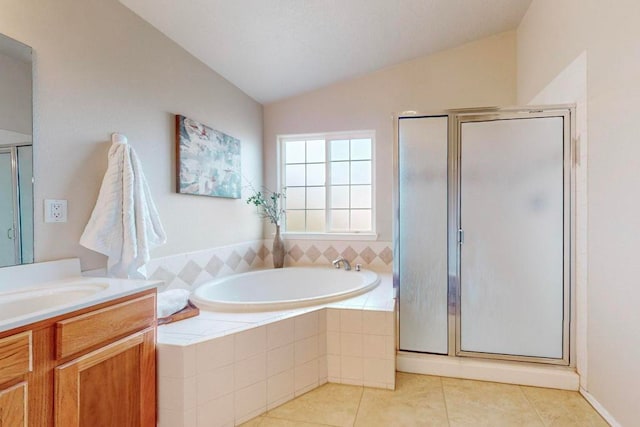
458, 229, 464, 244
7, 227, 15, 240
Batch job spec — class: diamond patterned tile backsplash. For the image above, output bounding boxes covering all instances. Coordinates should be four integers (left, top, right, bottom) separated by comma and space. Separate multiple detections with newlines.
283, 240, 393, 271
146, 240, 266, 291
145, 239, 393, 291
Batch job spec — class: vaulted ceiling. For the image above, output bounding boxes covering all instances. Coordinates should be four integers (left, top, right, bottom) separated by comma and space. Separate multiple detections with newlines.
120, 0, 532, 104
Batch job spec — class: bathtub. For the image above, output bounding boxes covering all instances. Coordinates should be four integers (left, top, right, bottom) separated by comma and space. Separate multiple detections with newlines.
190, 266, 380, 312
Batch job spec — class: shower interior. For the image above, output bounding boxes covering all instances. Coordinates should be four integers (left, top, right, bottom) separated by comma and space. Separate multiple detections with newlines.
0, 144, 33, 267
394, 106, 574, 366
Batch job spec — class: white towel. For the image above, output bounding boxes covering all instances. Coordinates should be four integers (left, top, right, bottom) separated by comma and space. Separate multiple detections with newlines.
157, 289, 191, 318
80, 135, 166, 279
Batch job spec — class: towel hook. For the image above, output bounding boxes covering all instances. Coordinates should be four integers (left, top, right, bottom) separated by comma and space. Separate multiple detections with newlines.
111, 132, 128, 145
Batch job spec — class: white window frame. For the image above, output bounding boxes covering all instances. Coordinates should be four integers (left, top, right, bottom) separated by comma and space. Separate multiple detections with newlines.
278, 130, 377, 240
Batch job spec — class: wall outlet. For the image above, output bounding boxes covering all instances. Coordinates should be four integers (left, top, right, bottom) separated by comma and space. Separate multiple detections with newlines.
44, 199, 67, 223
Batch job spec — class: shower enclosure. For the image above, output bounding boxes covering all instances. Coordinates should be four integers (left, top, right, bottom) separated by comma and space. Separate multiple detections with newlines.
0, 145, 33, 267
395, 106, 573, 365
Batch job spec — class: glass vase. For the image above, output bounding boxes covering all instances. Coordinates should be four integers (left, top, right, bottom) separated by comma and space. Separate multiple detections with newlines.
272, 224, 285, 268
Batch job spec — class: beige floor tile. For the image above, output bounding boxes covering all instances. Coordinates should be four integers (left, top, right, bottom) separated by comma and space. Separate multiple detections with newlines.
239, 415, 265, 426
521, 386, 609, 427
266, 383, 363, 427
240, 374, 606, 427
354, 373, 449, 427
442, 377, 544, 427
260, 417, 334, 426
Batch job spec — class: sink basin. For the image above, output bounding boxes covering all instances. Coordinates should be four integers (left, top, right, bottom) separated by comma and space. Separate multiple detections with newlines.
0, 282, 109, 321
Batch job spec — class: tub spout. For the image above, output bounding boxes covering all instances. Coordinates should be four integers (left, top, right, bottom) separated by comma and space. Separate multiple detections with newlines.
332, 256, 352, 271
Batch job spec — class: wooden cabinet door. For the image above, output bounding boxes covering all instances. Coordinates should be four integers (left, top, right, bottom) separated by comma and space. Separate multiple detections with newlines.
0, 382, 28, 426
0, 331, 32, 385
54, 328, 155, 427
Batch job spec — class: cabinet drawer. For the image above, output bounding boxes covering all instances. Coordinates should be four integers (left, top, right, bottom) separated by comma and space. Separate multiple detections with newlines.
56, 294, 155, 359
0, 331, 32, 384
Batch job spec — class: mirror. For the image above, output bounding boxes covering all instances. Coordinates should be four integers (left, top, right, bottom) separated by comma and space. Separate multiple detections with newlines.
0, 33, 33, 268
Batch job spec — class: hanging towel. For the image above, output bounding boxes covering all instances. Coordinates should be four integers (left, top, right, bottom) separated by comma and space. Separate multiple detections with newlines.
80, 134, 166, 279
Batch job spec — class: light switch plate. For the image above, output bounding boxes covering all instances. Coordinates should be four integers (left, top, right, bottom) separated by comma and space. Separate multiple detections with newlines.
44, 199, 67, 223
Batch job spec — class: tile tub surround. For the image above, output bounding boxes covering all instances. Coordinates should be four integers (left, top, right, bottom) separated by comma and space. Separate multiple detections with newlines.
143, 239, 393, 292
157, 274, 395, 427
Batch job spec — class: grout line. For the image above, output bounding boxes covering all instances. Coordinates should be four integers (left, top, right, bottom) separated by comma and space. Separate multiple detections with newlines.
351, 384, 365, 427
518, 385, 548, 427
439, 375, 452, 427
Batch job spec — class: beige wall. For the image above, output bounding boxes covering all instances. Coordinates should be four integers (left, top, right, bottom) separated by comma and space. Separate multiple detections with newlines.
519, 1, 640, 425
0, 0, 263, 271
264, 31, 517, 240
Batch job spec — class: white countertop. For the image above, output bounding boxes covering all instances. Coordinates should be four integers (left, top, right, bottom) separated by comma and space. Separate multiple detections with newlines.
0, 259, 161, 333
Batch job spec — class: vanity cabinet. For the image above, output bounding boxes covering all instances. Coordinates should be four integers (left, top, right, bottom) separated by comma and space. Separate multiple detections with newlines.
54, 294, 156, 426
0, 331, 31, 426
55, 327, 155, 426
0, 289, 156, 427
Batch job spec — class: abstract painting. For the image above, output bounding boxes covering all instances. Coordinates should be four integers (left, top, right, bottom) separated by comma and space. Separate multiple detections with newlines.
175, 114, 241, 198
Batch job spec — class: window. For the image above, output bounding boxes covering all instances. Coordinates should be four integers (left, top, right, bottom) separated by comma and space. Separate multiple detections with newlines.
280, 131, 374, 235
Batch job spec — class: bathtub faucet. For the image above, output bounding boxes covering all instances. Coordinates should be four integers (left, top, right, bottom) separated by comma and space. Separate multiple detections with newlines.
332, 256, 352, 271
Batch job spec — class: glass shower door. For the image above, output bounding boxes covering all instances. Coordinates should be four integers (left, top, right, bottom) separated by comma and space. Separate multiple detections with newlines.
458, 116, 568, 361
398, 116, 449, 354
0, 149, 18, 267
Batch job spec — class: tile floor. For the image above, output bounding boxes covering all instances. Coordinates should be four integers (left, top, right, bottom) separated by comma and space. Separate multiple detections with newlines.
240, 372, 608, 427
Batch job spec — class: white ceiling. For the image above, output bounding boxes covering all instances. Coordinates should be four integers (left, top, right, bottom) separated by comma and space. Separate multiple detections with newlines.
120, 0, 531, 104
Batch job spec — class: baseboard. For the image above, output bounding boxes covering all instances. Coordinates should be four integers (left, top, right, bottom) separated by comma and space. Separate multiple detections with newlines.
579, 388, 620, 427
397, 352, 579, 390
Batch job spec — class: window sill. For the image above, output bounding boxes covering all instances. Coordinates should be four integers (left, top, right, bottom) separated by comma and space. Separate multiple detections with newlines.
279, 232, 378, 241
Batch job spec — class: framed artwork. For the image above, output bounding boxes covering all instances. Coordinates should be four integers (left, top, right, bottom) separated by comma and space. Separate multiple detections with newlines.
175, 114, 241, 199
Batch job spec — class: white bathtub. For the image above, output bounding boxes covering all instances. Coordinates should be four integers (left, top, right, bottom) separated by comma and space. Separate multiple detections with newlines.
190, 266, 380, 312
